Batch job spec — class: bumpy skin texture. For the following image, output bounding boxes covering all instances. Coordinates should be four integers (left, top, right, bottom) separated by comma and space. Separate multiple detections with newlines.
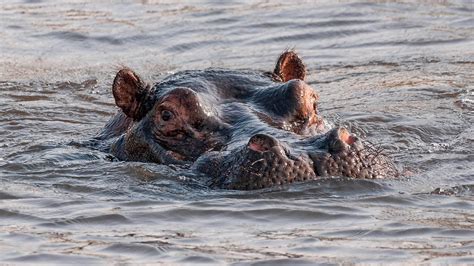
97, 51, 398, 190
194, 134, 317, 190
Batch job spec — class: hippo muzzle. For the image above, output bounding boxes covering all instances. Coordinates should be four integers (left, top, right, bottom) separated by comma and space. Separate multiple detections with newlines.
196, 127, 398, 190
196, 133, 316, 190
308, 128, 398, 179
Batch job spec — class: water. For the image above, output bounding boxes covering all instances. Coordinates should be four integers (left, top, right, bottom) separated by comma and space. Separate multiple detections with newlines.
1, 0, 473, 264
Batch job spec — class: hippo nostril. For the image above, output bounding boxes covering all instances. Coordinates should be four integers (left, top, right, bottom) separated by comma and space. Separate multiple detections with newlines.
248, 134, 279, 152
326, 127, 350, 152
326, 127, 364, 153
338, 128, 357, 145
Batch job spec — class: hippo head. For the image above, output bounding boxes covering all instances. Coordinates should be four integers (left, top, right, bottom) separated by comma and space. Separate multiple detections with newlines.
103, 51, 397, 190
110, 69, 229, 163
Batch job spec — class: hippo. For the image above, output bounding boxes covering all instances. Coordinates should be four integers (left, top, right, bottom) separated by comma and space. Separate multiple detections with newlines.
96, 51, 398, 190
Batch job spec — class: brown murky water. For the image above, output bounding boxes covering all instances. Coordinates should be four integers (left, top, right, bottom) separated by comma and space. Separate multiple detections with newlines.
1, 0, 473, 264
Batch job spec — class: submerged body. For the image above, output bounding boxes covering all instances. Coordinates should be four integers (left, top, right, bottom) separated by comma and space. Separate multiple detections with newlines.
97, 52, 398, 190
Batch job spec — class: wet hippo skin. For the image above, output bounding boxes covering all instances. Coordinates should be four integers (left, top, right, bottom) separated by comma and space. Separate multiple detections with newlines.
97, 51, 398, 190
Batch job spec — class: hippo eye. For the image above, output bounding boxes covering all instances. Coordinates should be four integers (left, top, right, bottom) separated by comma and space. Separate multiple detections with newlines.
161, 110, 174, 121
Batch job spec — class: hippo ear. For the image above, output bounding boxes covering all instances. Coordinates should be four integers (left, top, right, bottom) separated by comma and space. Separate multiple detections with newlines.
273, 51, 306, 82
112, 69, 151, 121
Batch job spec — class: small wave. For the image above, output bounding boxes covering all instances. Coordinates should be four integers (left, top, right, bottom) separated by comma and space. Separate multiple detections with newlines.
38, 214, 131, 227
34, 31, 124, 45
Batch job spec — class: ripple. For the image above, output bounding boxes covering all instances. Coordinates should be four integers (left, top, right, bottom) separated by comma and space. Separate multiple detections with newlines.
0, 209, 45, 223
34, 31, 124, 45
100, 243, 163, 257
0, 191, 19, 200
38, 214, 131, 227
248, 29, 373, 45
5, 254, 102, 264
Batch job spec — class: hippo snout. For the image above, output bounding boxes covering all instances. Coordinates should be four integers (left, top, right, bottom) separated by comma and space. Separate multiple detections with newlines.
196, 133, 316, 190
309, 128, 398, 179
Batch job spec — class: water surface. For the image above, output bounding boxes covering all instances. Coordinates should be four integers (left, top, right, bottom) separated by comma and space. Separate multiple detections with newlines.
1, 0, 473, 264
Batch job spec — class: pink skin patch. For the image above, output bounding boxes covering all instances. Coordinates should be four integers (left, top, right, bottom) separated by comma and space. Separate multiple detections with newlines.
248, 141, 265, 152
339, 129, 357, 145
248, 135, 275, 152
